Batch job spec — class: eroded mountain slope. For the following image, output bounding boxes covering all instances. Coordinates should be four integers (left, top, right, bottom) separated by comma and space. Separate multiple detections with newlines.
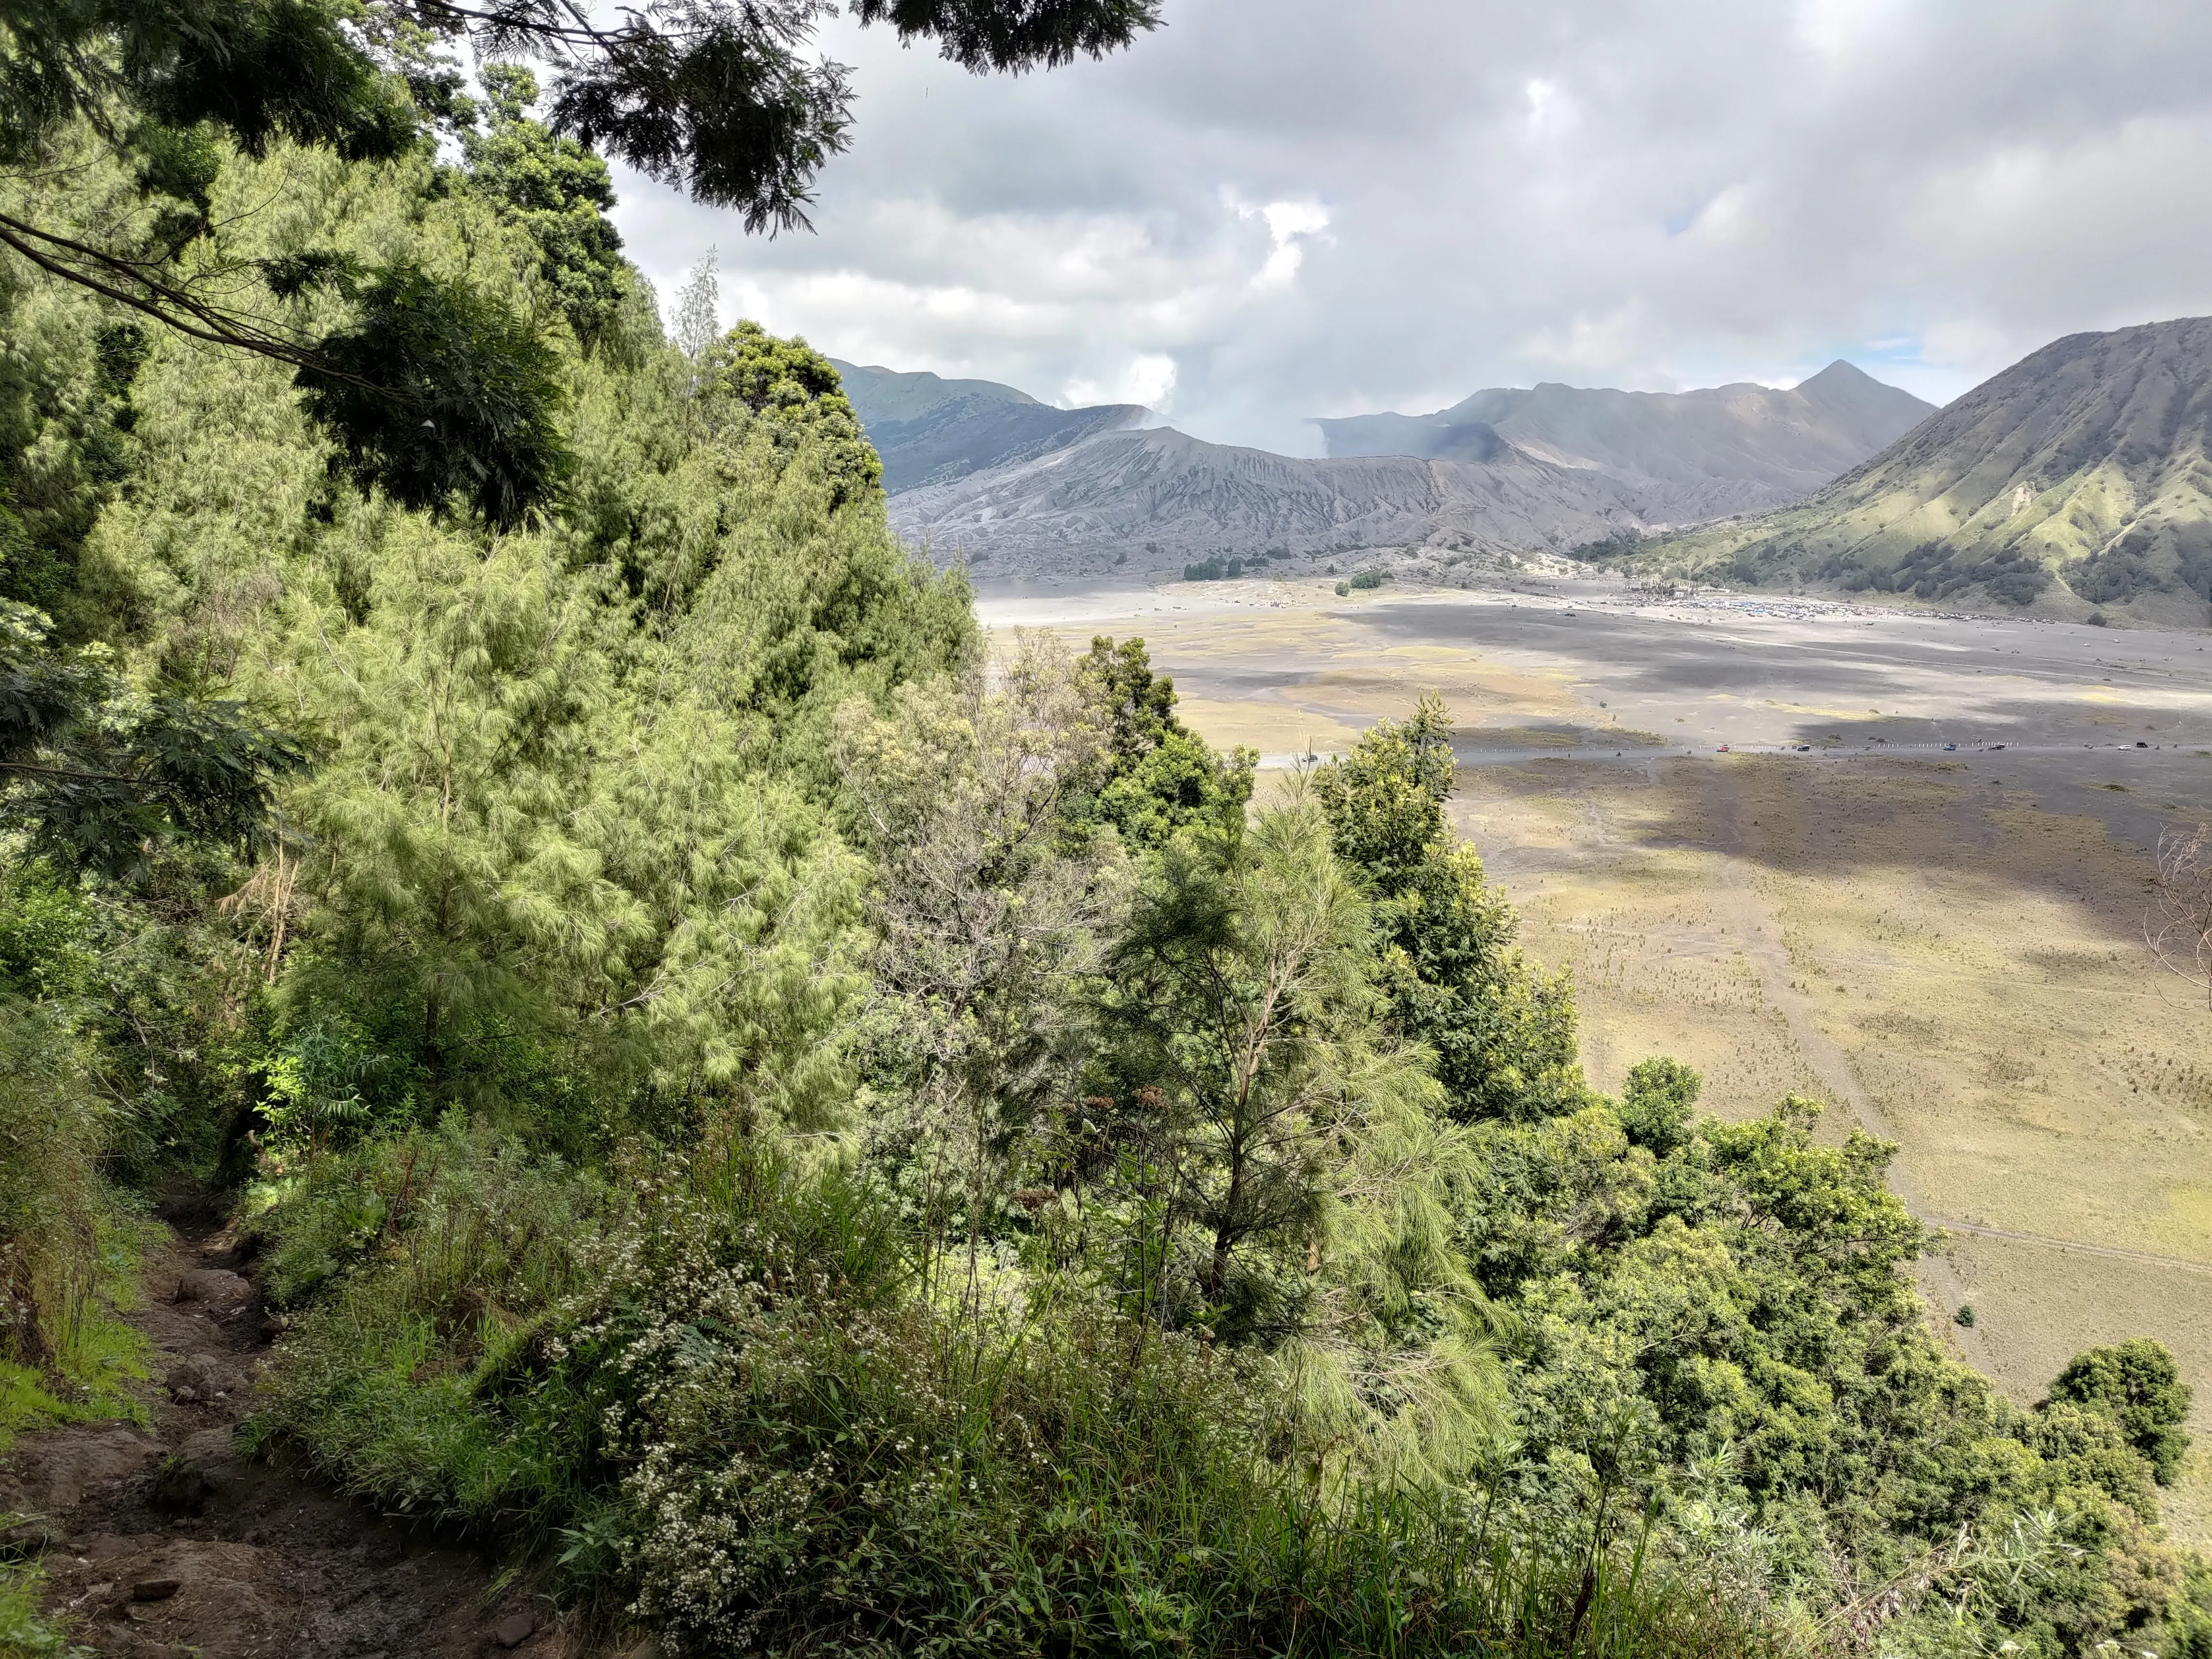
1648, 317, 2212, 624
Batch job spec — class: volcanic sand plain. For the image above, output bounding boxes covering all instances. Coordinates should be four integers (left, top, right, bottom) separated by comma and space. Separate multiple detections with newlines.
979, 571, 2212, 1540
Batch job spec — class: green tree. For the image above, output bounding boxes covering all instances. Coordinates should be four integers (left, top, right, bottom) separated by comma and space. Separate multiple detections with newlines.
459, 63, 630, 349
0, 0, 1162, 525
1313, 696, 1586, 1122
835, 637, 1119, 1300
1617, 1055, 1699, 1154
1, 601, 308, 873
1090, 793, 1500, 1480
2048, 1339, 2194, 1485
1071, 635, 1254, 852
699, 320, 881, 507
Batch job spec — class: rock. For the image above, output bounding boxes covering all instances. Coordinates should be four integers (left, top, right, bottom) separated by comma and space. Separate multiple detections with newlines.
147, 1426, 245, 1520
164, 1353, 246, 1402
131, 1577, 182, 1601
150, 1452, 215, 1516
493, 1610, 537, 1647
175, 1269, 250, 1305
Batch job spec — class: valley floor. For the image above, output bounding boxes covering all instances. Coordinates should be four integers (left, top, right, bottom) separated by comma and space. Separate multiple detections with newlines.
981, 569, 2212, 1544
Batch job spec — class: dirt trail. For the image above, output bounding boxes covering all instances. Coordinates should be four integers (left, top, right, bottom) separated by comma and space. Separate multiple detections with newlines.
0, 1204, 577, 1658
1921, 1216, 2212, 1277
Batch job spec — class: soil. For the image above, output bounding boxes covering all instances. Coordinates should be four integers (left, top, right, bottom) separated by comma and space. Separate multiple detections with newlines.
0, 1201, 603, 1659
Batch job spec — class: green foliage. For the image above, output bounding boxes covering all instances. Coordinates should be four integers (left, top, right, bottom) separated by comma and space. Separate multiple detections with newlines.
0, 1560, 76, 1657
1617, 1057, 1698, 1155
1315, 697, 1586, 1122
543, 0, 1162, 231
0, 602, 310, 874
1184, 554, 1242, 580
1571, 530, 1647, 563
1346, 568, 1387, 590
698, 320, 881, 507
1071, 635, 1253, 852
292, 260, 573, 527
0, 992, 151, 1445
267, 1140, 1771, 1659
1, 66, 2203, 1659
460, 65, 630, 349
0, 273, 144, 631
0, 999, 102, 1369
0, 0, 413, 169
2047, 1339, 2193, 1485
1832, 538, 2053, 606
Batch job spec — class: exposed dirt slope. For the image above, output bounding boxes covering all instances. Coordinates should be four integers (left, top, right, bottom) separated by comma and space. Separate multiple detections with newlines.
0, 1210, 584, 1659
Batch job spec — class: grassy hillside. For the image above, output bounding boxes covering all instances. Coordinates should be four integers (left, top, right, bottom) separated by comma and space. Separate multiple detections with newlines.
1614, 319, 2212, 626
3, 35, 2211, 1659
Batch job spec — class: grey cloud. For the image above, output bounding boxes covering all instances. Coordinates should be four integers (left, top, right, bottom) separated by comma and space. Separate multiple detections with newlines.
607, 0, 2212, 454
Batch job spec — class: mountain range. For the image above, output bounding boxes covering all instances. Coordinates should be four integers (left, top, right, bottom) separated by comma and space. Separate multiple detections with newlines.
1650, 316, 2212, 625
829, 361, 1148, 494
1314, 362, 1934, 519
836, 358, 1934, 577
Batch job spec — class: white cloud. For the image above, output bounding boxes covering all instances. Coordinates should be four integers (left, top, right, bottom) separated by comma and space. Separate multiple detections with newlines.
607, 0, 2212, 452
1523, 77, 1577, 138
1065, 352, 1179, 409
1238, 197, 1332, 290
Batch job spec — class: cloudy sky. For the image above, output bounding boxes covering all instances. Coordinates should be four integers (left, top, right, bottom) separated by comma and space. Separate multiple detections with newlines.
607, 0, 2212, 456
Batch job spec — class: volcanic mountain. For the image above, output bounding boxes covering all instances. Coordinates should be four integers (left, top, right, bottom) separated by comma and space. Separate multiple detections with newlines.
834, 358, 1932, 578
1314, 361, 1935, 521
1654, 317, 2212, 625
829, 361, 1148, 494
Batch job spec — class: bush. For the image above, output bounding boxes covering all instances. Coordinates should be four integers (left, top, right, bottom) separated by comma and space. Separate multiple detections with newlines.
262, 1145, 1776, 1659
252, 1118, 615, 1541
2047, 1339, 2193, 1484
0, 1002, 102, 1370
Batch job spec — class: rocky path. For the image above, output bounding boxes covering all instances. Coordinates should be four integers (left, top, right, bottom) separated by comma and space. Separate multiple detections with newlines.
0, 1206, 582, 1658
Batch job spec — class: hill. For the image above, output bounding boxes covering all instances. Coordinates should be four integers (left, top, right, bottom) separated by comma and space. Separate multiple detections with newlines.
880, 363, 1930, 577
830, 359, 1148, 492
1638, 318, 2212, 625
1314, 360, 1935, 519
884, 423, 1653, 576
4, 40, 2209, 1659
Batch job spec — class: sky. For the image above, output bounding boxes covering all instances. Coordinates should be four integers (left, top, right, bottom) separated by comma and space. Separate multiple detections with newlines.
605, 0, 2212, 456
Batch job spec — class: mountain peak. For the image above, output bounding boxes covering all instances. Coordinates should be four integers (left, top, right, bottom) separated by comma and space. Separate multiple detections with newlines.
832, 360, 1148, 493
1313, 367, 1932, 510
1669, 314, 2212, 623
1799, 359, 1876, 388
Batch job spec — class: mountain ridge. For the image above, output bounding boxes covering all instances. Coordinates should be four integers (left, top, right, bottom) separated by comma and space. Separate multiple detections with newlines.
885, 424, 1653, 574
1636, 317, 2212, 625
830, 359, 1149, 494
1314, 360, 1936, 518
859, 358, 1932, 576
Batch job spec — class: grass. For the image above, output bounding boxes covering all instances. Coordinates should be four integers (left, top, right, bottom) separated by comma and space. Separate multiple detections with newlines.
0, 1210, 154, 1456
0, 1562, 77, 1659
257, 1135, 1783, 1659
